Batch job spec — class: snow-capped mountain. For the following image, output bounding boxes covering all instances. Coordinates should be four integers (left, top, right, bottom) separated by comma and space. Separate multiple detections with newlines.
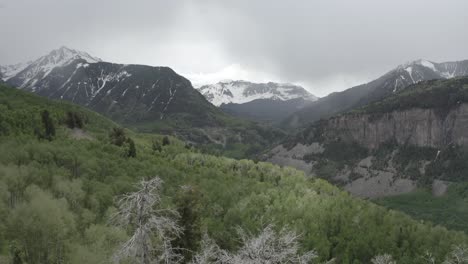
389, 59, 468, 93
197, 80, 317, 106
195, 80, 318, 123
2, 46, 219, 125
0, 62, 30, 80
283, 59, 468, 128
3, 46, 101, 88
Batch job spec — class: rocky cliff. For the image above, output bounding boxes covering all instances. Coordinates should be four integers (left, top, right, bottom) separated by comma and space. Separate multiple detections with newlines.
267, 77, 468, 198
323, 103, 468, 149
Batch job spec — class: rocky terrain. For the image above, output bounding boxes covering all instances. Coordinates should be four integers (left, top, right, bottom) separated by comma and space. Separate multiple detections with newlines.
268, 77, 468, 198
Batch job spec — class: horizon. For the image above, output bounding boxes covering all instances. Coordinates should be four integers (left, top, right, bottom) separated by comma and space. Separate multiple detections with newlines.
1, 0, 468, 97
4, 45, 467, 98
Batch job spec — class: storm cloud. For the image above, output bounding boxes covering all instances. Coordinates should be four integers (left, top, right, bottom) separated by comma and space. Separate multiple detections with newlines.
1, 0, 468, 96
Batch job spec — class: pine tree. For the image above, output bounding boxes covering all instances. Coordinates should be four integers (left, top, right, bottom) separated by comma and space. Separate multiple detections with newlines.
126, 138, 137, 158
41, 110, 55, 141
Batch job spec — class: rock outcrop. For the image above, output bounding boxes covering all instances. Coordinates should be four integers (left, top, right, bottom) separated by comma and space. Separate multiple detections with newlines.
323, 103, 468, 149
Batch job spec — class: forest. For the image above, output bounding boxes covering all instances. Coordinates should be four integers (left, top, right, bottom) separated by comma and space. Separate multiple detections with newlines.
0, 84, 468, 264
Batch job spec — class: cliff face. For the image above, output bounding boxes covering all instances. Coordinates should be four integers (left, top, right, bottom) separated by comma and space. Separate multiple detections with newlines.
266, 103, 468, 198
323, 103, 468, 149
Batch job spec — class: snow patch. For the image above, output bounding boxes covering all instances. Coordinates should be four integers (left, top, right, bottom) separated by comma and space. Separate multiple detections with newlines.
418, 60, 437, 71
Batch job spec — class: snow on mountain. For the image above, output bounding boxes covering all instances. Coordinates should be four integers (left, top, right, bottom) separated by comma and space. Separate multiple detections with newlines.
0, 62, 30, 80
197, 80, 318, 106
2, 46, 101, 87
391, 59, 468, 93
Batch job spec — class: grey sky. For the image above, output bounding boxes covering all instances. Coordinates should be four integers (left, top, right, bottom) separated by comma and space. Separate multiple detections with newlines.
1, 0, 467, 96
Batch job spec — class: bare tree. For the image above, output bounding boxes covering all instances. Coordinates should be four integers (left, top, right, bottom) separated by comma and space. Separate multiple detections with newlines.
190, 234, 223, 264
443, 245, 468, 264
191, 225, 318, 264
111, 177, 182, 264
371, 254, 396, 264
421, 251, 436, 264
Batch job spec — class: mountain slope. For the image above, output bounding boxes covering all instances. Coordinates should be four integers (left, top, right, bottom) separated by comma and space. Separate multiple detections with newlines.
220, 97, 313, 123
0, 83, 466, 263
283, 59, 468, 129
2, 47, 284, 157
197, 80, 317, 122
3, 47, 217, 125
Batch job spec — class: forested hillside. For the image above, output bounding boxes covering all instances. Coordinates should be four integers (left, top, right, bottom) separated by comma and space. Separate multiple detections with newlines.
0, 84, 467, 264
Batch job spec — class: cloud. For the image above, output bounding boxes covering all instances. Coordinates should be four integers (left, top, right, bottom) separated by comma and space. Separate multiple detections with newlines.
184, 64, 282, 88
1, 0, 467, 96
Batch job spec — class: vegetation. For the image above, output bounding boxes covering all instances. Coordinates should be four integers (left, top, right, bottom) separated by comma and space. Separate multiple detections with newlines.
126, 97, 286, 160
0, 84, 468, 264
375, 183, 468, 233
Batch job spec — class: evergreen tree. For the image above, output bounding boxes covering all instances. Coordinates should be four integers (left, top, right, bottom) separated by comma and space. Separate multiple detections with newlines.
162, 136, 170, 146
173, 185, 202, 261
110, 127, 126, 146
126, 138, 137, 158
41, 110, 55, 140
152, 139, 162, 153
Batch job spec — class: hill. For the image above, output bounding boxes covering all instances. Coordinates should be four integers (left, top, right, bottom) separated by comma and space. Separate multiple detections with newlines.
0, 83, 466, 263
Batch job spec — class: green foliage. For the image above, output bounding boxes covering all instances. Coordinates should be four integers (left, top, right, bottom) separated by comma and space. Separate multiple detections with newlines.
173, 186, 203, 260
162, 135, 171, 146
109, 127, 127, 147
109, 127, 137, 158
152, 139, 163, 153
6, 186, 75, 264
0, 84, 115, 139
375, 184, 468, 233
0, 84, 467, 263
65, 111, 85, 129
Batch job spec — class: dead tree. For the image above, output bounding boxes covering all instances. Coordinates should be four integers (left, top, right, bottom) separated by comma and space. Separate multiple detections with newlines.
111, 177, 182, 264
191, 225, 318, 264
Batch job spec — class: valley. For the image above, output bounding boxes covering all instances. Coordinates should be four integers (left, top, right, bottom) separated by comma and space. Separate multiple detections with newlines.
1, 3, 468, 262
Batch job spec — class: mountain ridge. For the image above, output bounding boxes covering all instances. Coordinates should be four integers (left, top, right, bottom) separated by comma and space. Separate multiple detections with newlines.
282, 59, 468, 129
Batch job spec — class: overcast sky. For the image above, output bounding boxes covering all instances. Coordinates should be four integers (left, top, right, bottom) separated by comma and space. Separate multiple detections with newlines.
1, 0, 468, 96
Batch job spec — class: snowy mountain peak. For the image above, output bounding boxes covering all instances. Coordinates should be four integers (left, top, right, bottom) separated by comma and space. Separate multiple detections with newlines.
390, 59, 468, 93
48, 46, 102, 65
1, 46, 101, 82
33, 46, 101, 77
197, 80, 318, 106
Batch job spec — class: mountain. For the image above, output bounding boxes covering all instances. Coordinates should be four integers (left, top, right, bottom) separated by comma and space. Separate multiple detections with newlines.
282, 59, 468, 129
269, 77, 468, 196
197, 80, 317, 122
1, 47, 284, 158
0, 83, 466, 263
197, 80, 317, 106
3, 47, 217, 125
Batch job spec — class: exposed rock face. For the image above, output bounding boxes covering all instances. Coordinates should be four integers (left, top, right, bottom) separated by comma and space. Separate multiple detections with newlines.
267, 103, 468, 198
323, 104, 468, 149
267, 143, 323, 173
432, 180, 450, 197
